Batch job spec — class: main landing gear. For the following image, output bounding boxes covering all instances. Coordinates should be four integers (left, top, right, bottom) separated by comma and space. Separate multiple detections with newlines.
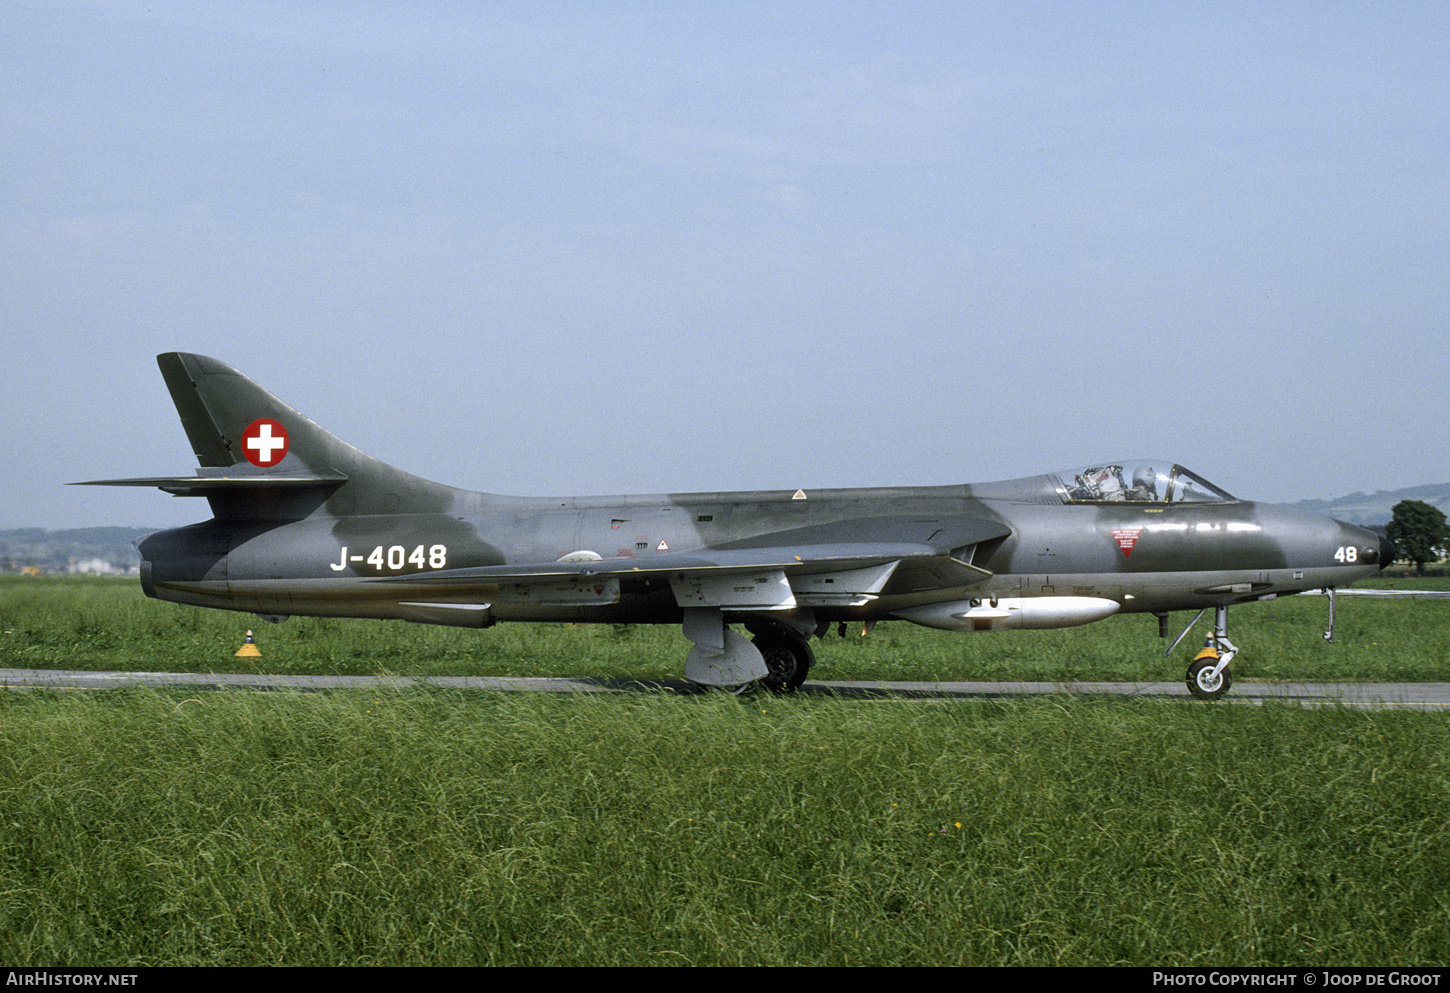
747, 619, 815, 692
1170, 606, 1238, 701
681, 609, 815, 693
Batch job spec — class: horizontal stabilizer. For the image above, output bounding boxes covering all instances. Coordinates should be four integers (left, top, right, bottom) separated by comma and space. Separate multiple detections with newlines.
72, 470, 348, 496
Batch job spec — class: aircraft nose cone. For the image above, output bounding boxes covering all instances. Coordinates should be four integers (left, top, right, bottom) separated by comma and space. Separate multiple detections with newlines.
1379, 533, 1396, 571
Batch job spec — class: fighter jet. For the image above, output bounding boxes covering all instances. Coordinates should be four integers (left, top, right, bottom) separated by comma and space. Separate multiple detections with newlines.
78, 353, 1392, 699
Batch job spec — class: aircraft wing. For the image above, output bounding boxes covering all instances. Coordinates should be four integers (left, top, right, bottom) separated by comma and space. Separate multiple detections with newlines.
709, 514, 1010, 553
379, 515, 1011, 610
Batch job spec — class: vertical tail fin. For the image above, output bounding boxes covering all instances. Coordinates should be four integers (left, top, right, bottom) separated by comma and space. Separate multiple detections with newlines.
158, 352, 360, 474
112, 353, 467, 520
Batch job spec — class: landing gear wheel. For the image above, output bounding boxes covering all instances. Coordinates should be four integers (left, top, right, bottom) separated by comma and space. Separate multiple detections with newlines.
752, 631, 813, 692
1186, 658, 1231, 701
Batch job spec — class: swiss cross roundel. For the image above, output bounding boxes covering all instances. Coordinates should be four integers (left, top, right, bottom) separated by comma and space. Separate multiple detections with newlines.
241, 418, 289, 467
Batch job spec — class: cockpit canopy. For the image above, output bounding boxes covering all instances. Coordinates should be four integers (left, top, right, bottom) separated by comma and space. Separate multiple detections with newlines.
1054, 462, 1236, 505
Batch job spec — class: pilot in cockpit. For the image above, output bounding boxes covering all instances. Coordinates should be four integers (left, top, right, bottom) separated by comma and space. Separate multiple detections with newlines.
1128, 466, 1159, 502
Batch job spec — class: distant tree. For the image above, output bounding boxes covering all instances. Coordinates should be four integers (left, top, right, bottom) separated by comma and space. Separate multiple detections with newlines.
1386, 500, 1450, 576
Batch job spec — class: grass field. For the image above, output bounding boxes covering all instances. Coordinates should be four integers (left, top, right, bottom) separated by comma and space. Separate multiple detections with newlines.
2, 576, 1449, 966
4, 574, 1450, 684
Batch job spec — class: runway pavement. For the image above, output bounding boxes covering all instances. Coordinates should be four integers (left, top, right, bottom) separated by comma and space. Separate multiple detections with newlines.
4, 668, 1450, 709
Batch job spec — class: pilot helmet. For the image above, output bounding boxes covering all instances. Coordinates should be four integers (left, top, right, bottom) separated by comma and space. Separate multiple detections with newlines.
1132, 466, 1158, 500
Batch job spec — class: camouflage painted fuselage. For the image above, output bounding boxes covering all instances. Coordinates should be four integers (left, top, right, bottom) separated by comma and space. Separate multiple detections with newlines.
134, 474, 1384, 627
84, 354, 1387, 687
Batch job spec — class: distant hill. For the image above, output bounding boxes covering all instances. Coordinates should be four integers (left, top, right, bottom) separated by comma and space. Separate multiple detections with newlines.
1287, 484, 1450, 528
1, 527, 152, 574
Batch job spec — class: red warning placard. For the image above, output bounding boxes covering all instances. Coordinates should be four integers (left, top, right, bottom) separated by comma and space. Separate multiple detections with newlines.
1111, 528, 1143, 557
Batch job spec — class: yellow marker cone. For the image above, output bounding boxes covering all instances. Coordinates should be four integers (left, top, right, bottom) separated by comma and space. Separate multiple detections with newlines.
235, 630, 261, 657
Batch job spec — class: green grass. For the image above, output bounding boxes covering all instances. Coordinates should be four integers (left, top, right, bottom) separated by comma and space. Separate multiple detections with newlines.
2, 576, 1449, 966
4, 575, 1449, 683
2, 687, 1448, 966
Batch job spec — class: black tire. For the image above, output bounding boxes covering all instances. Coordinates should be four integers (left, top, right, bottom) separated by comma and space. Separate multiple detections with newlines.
1186, 658, 1231, 700
752, 631, 813, 691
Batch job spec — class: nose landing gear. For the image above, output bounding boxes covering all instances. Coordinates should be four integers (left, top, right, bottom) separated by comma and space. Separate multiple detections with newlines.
1171, 606, 1238, 700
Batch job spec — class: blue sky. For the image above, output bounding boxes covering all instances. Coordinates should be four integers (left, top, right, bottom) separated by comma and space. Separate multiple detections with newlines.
4, 1, 1447, 530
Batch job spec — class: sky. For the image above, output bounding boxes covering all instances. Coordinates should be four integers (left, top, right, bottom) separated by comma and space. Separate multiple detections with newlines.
4, 1, 1448, 531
